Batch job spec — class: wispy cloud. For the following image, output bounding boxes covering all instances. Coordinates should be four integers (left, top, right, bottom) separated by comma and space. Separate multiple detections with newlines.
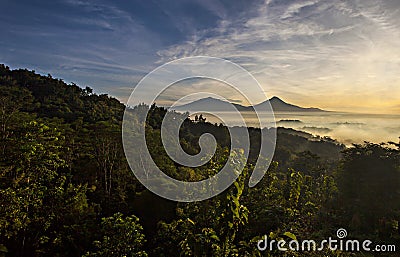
281, 0, 319, 19
157, 0, 400, 113
1, 0, 399, 113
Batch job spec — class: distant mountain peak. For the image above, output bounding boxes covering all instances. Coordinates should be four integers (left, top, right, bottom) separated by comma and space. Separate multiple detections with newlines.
269, 96, 281, 100
194, 96, 223, 101
172, 96, 327, 113
269, 96, 286, 102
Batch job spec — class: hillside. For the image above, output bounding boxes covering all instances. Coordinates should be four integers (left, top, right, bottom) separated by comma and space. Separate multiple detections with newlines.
0, 64, 125, 124
4, 65, 399, 257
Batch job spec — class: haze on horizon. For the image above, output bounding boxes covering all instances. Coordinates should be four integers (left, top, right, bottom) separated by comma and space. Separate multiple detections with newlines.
1, 0, 399, 114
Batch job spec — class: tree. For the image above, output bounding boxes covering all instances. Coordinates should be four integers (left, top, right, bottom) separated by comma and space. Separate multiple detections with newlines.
84, 213, 147, 257
336, 143, 400, 236
0, 120, 93, 256
198, 114, 206, 123
152, 150, 250, 257
0, 85, 34, 156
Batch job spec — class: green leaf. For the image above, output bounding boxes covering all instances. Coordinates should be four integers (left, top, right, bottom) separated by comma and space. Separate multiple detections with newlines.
0, 245, 8, 253
210, 234, 220, 241
283, 232, 297, 241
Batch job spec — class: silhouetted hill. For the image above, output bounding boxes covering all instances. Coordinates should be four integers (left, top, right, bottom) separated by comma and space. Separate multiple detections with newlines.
171, 97, 248, 112
0, 64, 124, 123
257, 96, 324, 112
172, 96, 326, 113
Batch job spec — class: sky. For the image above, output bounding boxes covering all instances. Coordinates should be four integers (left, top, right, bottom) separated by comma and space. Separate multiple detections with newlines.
1, 0, 400, 114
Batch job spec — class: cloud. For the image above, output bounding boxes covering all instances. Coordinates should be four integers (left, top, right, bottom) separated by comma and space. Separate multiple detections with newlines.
1, 0, 170, 94
156, 0, 400, 113
281, 0, 320, 19
1, 0, 399, 113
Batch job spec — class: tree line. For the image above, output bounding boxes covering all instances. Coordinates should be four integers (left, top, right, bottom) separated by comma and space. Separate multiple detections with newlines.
0, 64, 399, 256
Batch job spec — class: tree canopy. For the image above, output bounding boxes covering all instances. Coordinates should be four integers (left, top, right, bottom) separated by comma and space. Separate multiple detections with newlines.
1, 64, 399, 256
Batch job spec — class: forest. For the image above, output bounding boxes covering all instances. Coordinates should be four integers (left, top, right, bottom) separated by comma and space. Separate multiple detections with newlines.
1, 64, 400, 256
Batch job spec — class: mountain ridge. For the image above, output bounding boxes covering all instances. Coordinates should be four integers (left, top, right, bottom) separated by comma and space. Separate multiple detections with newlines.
172, 96, 327, 113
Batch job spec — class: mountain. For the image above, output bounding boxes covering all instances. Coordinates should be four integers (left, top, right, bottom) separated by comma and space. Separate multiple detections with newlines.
171, 97, 248, 112
172, 96, 326, 113
256, 96, 324, 112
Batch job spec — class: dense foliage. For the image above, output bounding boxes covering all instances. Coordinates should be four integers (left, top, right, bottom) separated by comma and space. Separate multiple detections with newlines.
0, 64, 399, 256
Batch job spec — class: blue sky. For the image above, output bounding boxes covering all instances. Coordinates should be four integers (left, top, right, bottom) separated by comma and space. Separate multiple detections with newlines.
1, 0, 400, 113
